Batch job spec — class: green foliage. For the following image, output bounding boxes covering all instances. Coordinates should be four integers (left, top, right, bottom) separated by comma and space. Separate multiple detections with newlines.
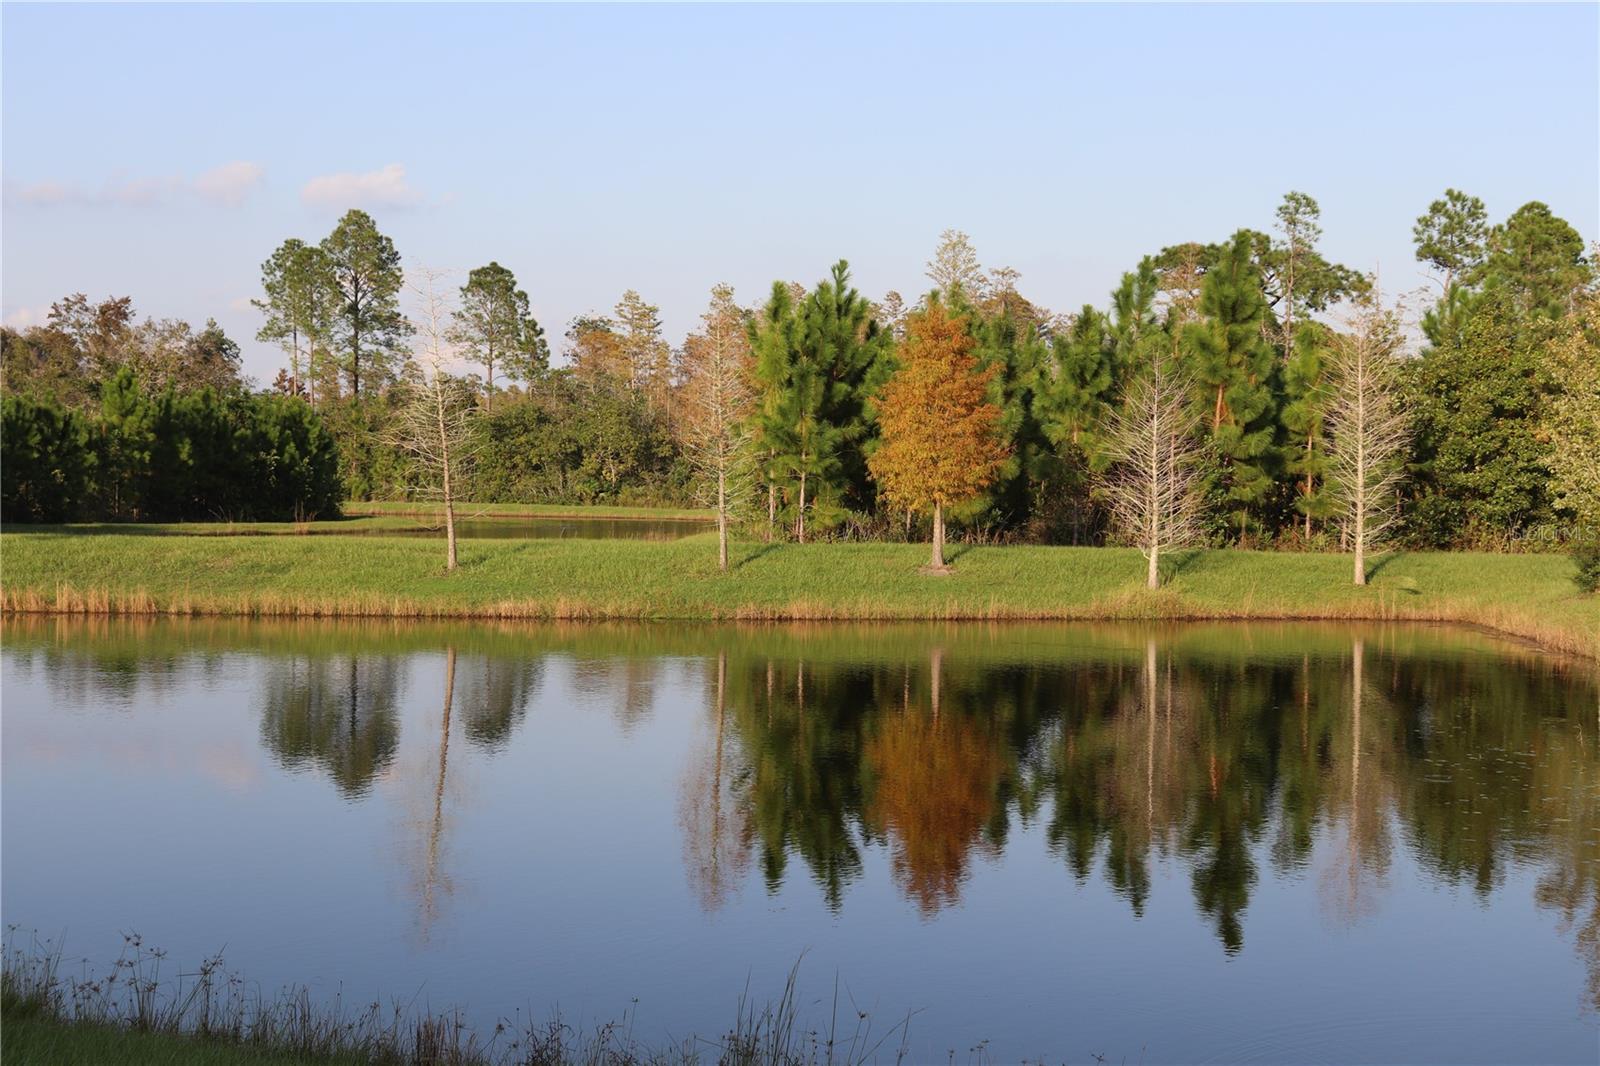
254, 238, 338, 399
465, 374, 684, 505
1404, 291, 1554, 546
1572, 539, 1600, 594
1183, 231, 1281, 540
954, 288, 1048, 527
1, 371, 340, 523
749, 262, 892, 535
1, 395, 95, 522
1413, 188, 1489, 288
320, 209, 411, 397
454, 261, 549, 393
1279, 322, 1338, 533
1479, 201, 1592, 318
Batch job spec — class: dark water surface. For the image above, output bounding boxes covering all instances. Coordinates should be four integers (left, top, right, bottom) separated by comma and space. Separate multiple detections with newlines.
2, 619, 1596, 1063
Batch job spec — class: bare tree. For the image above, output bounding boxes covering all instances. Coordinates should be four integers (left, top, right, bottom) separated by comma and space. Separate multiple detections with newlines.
1326, 291, 1409, 586
926, 229, 986, 299
389, 267, 477, 572
680, 284, 754, 571
1100, 335, 1206, 589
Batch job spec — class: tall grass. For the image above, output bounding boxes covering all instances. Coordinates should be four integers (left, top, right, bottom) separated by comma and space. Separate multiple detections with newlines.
2, 931, 918, 1066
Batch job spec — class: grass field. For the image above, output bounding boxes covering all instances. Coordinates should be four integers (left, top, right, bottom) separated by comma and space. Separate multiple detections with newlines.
340, 500, 713, 520
2, 527, 1595, 658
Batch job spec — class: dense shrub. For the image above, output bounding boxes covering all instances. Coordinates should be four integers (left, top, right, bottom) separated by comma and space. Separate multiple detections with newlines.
1, 395, 96, 522
1573, 540, 1600, 593
0, 372, 341, 523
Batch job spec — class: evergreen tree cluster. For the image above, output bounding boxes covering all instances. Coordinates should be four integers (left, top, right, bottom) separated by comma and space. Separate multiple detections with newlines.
2, 194, 1593, 553
2, 370, 340, 522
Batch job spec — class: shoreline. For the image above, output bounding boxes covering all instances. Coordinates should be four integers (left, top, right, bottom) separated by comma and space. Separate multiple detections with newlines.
2, 534, 1594, 660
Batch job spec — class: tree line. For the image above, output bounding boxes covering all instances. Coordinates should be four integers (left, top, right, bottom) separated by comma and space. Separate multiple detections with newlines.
2, 194, 1595, 584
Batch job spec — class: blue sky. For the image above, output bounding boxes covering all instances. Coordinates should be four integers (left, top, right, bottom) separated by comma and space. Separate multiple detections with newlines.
4, 3, 1596, 383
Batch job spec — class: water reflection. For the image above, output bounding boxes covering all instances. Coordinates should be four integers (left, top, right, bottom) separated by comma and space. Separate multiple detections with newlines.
259, 656, 403, 797
4, 617, 1596, 1028
664, 626, 1596, 981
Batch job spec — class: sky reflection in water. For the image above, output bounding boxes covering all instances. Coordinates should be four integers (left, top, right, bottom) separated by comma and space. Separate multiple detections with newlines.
2, 618, 1596, 1063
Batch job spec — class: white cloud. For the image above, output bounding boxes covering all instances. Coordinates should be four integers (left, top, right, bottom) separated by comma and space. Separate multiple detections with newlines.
300, 163, 422, 209
194, 161, 265, 207
3, 163, 263, 208
3, 305, 52, 330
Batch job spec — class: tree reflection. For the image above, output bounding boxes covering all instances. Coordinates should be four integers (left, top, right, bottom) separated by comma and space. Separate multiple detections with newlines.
686, 630, 1598, 969
259, 654, 403, 797
865, 647, 1004, 915
678, 650, 753, 912
456, 654, 542, 750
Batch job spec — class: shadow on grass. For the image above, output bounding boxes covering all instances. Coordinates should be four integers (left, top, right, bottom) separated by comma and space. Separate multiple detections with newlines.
1161, 549, 1206, 583
1367, 551, 1409, 584
736, 541, 782, 571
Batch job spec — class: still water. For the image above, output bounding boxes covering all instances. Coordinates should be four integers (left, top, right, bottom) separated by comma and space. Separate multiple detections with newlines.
2, 619, 1595, 1063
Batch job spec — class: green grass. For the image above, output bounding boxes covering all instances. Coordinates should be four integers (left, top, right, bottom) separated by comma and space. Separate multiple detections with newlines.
2, 934, 909, 1066
340, 500, 713, 520
2, 529, 1595, 657
0, 1016, 377, 1065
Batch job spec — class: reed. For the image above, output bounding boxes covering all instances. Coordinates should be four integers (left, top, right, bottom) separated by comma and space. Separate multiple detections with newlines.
2, 932, 916, 1066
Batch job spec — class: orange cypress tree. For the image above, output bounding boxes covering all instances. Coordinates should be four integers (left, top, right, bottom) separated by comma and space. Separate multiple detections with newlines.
869, 296, 1009, 570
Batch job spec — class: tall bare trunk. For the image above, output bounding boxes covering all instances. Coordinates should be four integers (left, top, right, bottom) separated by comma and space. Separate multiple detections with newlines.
1147, 402, 1161, 589
716, 467, 728, 572
930, 501, 945, 569
438, 387, 458, 572
1353, 444, 1366, 586
766, 479, 775, 543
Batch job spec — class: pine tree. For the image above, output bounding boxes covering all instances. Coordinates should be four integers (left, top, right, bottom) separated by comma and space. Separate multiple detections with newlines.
320, 210, 411, 398
748, 262, 891, 540
1280, 322, 1337, 539
1184, 231, 1281, 540
954, 285, 1047, 528
869, 297, 1008, 570
453, 262, 548, 404
254, 239, 336, 406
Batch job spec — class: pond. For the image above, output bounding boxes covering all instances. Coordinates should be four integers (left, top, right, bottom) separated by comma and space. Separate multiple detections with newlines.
2, 619, 1595, 1063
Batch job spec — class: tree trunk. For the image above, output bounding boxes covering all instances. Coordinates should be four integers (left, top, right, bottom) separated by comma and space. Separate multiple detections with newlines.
930, 501, 945, 569
797, 471, 807, 544
766, 480, 776, 543
716, 466, 728, 573
1353, 487, 1365, 586
1148, 543, 1160, 590
439, 387, 458, 572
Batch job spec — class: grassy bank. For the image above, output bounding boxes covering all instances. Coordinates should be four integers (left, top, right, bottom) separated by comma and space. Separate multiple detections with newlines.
341, 501, 713, 520
1, 935, 908, 1066
2, 529, 1594, 658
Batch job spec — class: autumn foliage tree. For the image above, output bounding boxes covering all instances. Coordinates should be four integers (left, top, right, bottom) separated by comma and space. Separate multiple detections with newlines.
869, 297, 1008, 570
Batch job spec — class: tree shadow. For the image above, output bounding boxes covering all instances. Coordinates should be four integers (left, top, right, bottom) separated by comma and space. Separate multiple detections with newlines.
945, 542, 973, 564
1366, 551, 1408, 583
1161, 548, 1205, 582
735, 542, 781, 571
